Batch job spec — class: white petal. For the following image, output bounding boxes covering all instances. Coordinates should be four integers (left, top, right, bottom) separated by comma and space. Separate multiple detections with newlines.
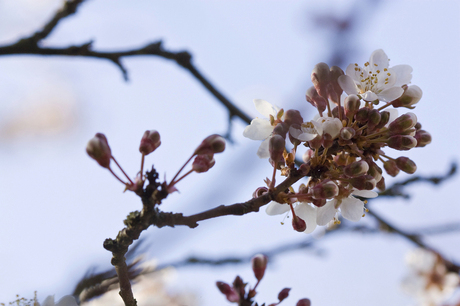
256, 138, 270, 159
340, 197, 364, 222
361, 91, 378, 102
265, 201, 290, 215
392, 64, 413, 86
56, 296, 78, 306
338, 75, 359, 95
254, 99, 276, 118
289, 126, 317, 141
321, 118, 343, 139
369, 49, 389, 69
352, 190, 378, 198
243, 118, 273, 140
316, 200, 337, 226
42, 296, 55, 306
295, 203, 317, 234
378, 87, 404, 102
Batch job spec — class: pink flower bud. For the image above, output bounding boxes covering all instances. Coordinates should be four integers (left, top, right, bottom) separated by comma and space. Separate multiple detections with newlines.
86, 133, 112, 168
344, 95, 360, 118
415, 130, 432, 147
330, 65, 344, 97
306, 86, 327, 113
414, 122, 422, 130
376, 176, 386, 191
367, 162, 383, 182
322, 133, 333, 149
355, 107, 369, 124
392, 85, 423, 108
367, 109, 381, 130
388, 113, 417, 134
194, 134, 226, 155
251, 254, 268, 281
311, 198, 326, 207
139, 130, 161, 155
312, 181, 339, 199
395, 157, 417, 174
297, 299, 312, 306
340, 127, 355, 140
331, 105, 345, 119
311, 62, 330, 99
344, 160, 369, 178
383, 160, 400, 177
216, 281, 239, 303
192, 154, 215, 173
284, 109, 304, 127
303, 149, 314, 163
375, 111, 390, 129
292, 215, 307, 232
278, 288, 291, 302
269, 135, 285, 163
308, 135, 322, 150
388, 135, 417, 151
273, 122, 289, 138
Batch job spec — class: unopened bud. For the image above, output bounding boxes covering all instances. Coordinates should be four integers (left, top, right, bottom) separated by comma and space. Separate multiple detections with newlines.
297, 299, 312, 306
269, 134, 285, 163
367, 162, 383, 182
414, 122, 422, 130
375, 111, 390, 129
395, 157, 417, 174
388, 135, 417, 151
311, 198, 326, 207
383, 160, 400, 177
253, 187, 268, 198
273, 122, 289, 138
192, 154, 215, 173
392, 85, 423, 108
349, 175, 373, 190
344, 160, 369, 177
312, 181, 339, 199
302, 149, 314, 163
376, 176, 386, 191
344, 95, 361, 118
306, 86, 327, 113
367, 109, 381, 130
340, 127, 355, 140
415, 130, 432, 147
139, 130, 161, 155
330, 66, 344, 96
216, 282, 239, 303
308, 135, 322, 150
284, 109, 304, 126
194, 134, 226, 155
86, 133, 112, 168
388, 113, 418, 134
322, 133, 333, 149
278, 288, 291, 302
331, 105, 345, 119
292, 215, 307, 232
355, 107, 369, 124
251, 254, 268, 281
311, 62, 330, 99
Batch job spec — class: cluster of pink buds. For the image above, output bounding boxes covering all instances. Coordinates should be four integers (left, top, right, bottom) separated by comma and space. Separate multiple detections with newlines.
244, 50, 431, 233
216, 254, 310, 306
86, 131, 225, 194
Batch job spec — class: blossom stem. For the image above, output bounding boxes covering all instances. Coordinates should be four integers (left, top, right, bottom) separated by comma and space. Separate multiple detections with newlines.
378, 101, 393, 111
169, 154, 195, 187
172, 169, 194, 186
364, 129, 388, 139
380, 154, 394, 161
326, 100, 332, 118
108, 167, 128, 185
356, 124, 368, 133
269, 163, 277, 190
111, 156, 134, 185
366, 138, 389, 143
140, 153, 145, 177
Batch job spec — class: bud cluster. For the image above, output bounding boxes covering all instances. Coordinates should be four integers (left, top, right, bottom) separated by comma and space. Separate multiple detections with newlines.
244, 50, 431, 232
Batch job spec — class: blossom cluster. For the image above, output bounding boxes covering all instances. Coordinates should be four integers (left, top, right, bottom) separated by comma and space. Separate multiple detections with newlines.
244, 49, 431, 233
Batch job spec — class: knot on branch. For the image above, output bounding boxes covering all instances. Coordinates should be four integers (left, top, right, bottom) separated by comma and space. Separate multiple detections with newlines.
103, 238, 117, 252
175, 51, 192, 68
124, 211, 141, 228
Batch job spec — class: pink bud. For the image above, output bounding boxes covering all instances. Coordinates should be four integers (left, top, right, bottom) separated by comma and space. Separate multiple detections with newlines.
375, 111, 390, 129
344, 160, 369, 178
415, 130, 432, 147
344, 95, 360, 118
253, 187, 268, 198
284, 109, 304, 127
278, 288, 291, 302
311, 62, 330, 99
312, 181, 339, 199
392, 85, 422, 108
367, 109, 381, 130
194, 134, 226, 155
311, 198, 326, 207
322, 133, 333, 149
139, 130, 161, 155
251, 254, 268, 281
383, 160, 400, 177
355, 107, 369, 124
192, 154, 215, 173
86, 133, 112, 168
395, 157, 417, 174
388, 135, 417, 151
216, 281, 239, 303
292, 215, 307, 232
303, 149, 314, 163
306, 86, 327, 113
269, 135, 285, 162
388, 113, 417, 134
297, 299, 312, 306
376, 176, 386, 191
330, 65, 344, 97
340, 127, 355, 140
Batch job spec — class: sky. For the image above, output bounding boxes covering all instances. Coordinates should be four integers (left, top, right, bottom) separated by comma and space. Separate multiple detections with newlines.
0, 0, 459, 305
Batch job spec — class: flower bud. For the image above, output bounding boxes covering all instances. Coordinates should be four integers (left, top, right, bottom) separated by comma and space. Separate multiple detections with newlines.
322, 133, 333, 149
311, 198, 326, 207
415, 130, 432, 147
388, 135, 417, 151
344, 95, 361, 118
414, 122, 422, 130
292, 215, 307, 232
284, 109, 304, 127
308, 135, 322, 150
253, 187, 268, 198
278, 288, 291, 302
349, 175, 373, 190
194, 134, 226, 155
192, 154, 215, 173
367, 162, 383, 182
86, 133, 112, 168
297, 299, 312, 306
376, 176, 386, 191
392, 85, 422, 108
388, 113, 417, 134
375, 111, 390, 129
306, 86, 327, 114
355, 107, 369, 124
331, 105, 345, 119
330, 66, 344, 96
367, 109, 381, 130
383, 160, 400, 177
139, 130, 161, 155
312, 181, 339, 199
340, 127, 355, 140
395, 157, 417, 174
311, 62, 330, 99
216, 281, 239, 303
251, 254, 268, 281
273, 122, 289, 138
302, 149, 314, 163
344, 160, 369, 177
269, 134, 285, 162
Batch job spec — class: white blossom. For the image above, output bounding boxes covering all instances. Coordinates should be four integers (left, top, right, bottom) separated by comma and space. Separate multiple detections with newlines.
289, 116, 342, 142
266, 201, 318, 234
243, 99, 284, 158
338, 49, 413, 102
42, 295, 78, 306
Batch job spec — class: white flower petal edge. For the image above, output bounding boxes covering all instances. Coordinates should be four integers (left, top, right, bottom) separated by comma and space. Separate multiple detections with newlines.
243, 118, 273, 140
265, 201, 290, 215
316, 200, 337, 226
294, 202, 317, 234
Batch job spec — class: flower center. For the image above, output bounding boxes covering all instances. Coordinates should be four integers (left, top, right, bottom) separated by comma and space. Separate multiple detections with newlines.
353, 62, 392, 94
